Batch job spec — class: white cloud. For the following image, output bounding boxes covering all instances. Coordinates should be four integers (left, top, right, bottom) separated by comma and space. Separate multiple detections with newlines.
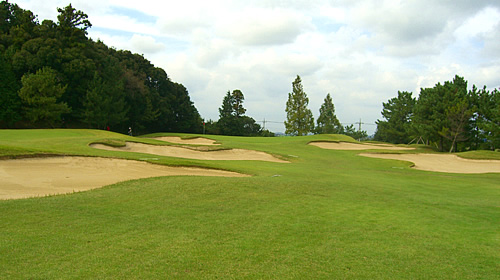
130, 34, 165, 54
454, 7, 500, 38
9, 0, 500, 134
217, 7, 313, 46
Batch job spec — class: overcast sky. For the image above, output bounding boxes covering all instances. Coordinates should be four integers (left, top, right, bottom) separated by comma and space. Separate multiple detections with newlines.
12, 0, 500, 134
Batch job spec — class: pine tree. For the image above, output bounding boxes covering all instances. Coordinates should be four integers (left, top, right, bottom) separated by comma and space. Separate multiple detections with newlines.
217, 89, 260, 136
374, 91, 415, 143
284, 75, 314, 136
219, 91, 233, 119
316, 93, 342, 134
18, 67, 71, 127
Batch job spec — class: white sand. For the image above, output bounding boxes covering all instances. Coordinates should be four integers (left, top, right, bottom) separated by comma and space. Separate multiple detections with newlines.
309, 142, 415, 151
153, 136, 219, 145
91, 142, 288, 163
360, 153, 500, 174
0, 156, 248, 200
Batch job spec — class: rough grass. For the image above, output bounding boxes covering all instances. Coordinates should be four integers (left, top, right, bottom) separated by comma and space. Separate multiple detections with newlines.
0, 129, 499, 279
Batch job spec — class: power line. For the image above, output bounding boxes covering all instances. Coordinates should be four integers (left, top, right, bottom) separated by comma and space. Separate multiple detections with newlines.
259, 119, 376, 132
355, 118, 364, 131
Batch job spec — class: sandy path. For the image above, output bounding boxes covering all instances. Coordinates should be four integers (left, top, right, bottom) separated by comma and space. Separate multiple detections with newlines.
0, 156, 248, 200
91, 142, 288, 163
360, 153, 500, 174
310, 142, 415, 151
153, 136, 219, 145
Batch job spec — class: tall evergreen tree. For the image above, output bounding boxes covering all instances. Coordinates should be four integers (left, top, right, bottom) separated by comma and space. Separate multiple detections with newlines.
217, 89, 261, 136
284, 75, 314, 136
374, 91, 415, 143
219, 91, 233, 119
315, 93, 342, 134
231, 89, 246, 117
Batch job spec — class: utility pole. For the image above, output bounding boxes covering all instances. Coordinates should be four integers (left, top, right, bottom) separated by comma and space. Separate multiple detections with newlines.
355, 118, 364, 131
262, 118, 266, 130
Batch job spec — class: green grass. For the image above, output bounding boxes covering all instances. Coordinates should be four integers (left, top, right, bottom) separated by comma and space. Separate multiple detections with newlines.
0, 129, 499, 279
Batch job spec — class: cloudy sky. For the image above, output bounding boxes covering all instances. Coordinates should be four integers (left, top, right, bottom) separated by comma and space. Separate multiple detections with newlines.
12, 0, 500, 134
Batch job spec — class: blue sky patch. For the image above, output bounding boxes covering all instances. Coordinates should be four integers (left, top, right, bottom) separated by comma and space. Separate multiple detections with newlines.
109, 6, 157, 24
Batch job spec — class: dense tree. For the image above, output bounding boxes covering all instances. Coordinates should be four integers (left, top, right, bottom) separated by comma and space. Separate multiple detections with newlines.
439, 99, 473, 152
217, 89, 261, 136
164, 82, 202, 133
0, 1, 37, 48
83, 68, 128, 129
0, 1, 202, 134
56, 4, 91, 37
374, 91, 415, 143
219, 91, 233, 119
412, 75, 470, 152
0, 53, 21, 126
231, 89, 246, 117
485, 90, 500, 149
285, 75, 314, 136
471, 86, 500, 150
377, 75, 498, 152
18, 66, 70, 127
315, 93, 342, 134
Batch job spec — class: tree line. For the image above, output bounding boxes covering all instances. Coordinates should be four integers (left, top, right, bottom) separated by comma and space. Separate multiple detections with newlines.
284, 75, 368, 139
205, 75, 369, 139
374, 75, 499, 152
0, 1, 202, 134
202, 89, 273, 137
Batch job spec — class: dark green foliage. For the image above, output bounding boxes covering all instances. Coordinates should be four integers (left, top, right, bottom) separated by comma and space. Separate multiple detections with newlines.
377, 75, 498, 151
471, 86, 500, 150
285, 75, 314, 136
56, 4, 91, 35
231, 89, 246, 117
343, 124, 368, 140
374, 91, 415, 143
413, 75, 471, 152
83, 67, 128, 129
18, 66, 71, 127
219, 91, 233, 119
217, 89, 261, 136
0, 1, 201, 134
315, 93, 342, 134
0, 53, 21, 126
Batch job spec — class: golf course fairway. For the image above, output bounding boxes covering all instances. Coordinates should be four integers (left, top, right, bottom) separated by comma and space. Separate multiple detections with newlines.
0, 129, 499, 279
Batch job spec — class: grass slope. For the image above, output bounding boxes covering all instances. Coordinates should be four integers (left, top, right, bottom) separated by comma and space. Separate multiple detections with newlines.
0, 129, 499, 279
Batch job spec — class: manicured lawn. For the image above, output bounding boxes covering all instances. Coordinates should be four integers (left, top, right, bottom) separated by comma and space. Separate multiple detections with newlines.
0, 129, 499, 279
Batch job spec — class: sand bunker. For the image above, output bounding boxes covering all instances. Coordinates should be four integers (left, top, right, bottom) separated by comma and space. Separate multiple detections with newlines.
0, 156, 247, 200
153, 136, 219, 146
91, 142, 288, 163
310, 142, 415, 151
360, 153, 500, 174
